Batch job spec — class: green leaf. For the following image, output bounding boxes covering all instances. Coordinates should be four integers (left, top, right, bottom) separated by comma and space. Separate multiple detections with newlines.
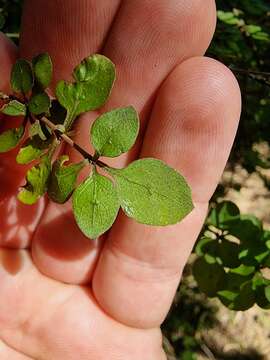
32, 53, 53, 89
16, 136, 52, 165
217, 240, 241, 268
29, 92, 51, 115
11, 59, 33, 94
196, 237, 240, 268
29, 120, 47, 140
217, 269, 256, 310
219, 281, 255, 311
0, 126, 24, 153
195, 237, 215, 257
1, 100, 26, 116
18, 155, 51, 205
230, 264, 256, 276
48, 155, 86, 204
265, 285, 270, 302
193, 257, 225, 297
229, 215, 263, 243
109, 158, 193, 226
91, 107, 139, 157
217, 11, 242, 25
56, 54, 115, 128
73, 170, 120, 239
233, 282, 256, 311
253, 273, 270, 309
207, 201, 240, 229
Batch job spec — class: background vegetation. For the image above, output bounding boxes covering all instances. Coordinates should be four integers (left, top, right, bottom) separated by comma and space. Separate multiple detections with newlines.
1, 0, 270, 359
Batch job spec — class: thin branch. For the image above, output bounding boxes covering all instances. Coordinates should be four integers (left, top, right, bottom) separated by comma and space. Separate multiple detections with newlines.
230, 67, 270, 87
230, 67, 270, 77
40, 116, 108, 168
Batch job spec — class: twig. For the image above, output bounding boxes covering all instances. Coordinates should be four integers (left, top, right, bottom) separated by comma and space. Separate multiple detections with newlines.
40, 117, 108, 168
230, 67, 270, 77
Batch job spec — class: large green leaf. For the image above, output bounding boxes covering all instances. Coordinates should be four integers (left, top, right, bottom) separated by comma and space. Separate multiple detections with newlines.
108, 158, 193, 226
48, 155, 86, 204
56, 54, 115, 129
73, 170, 120, 239
16, 136, 52, 165
91, 106, 139, 157
18, 155, 51, 205
32, 53, 53, 89
1, 100, 26, 116
0, 126, 24, 153
11, 59, 33, 94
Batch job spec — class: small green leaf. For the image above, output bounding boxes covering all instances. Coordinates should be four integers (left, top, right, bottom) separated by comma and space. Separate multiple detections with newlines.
1, 100, 26, 116
193, 257, 225, 297
109, 158, 193, 226
11, 59, 33, 94
72, 170, 120, 239
207, 201, 240, 229
0, 126, 24, 153
18, 155, 51, 205
29, 120, 47, 140
56, 54, 115, 128
16, 136, 52, 164
230, 264, 256, 276
91, 107, 139, 157
29, 92, 51, 115
195, 237, 215, 256
254, 274, 270, 309
48, 155, 86, 204
32, 53, 53, 89
265, 285, 270, 302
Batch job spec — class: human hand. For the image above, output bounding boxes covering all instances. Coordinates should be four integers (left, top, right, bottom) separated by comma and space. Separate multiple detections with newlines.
0, 1, 241, 359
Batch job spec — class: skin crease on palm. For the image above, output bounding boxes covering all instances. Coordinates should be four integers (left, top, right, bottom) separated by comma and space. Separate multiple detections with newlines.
0, 0, 242, 359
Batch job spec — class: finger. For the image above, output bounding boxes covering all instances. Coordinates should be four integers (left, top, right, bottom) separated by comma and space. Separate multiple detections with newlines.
0, 340, 33, 360
32, 0, 217, 285
0, 249, 164, 360
93, 57, 242, 328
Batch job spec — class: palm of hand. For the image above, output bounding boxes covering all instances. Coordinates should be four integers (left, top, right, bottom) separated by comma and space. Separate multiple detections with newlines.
0, 1, 241, 359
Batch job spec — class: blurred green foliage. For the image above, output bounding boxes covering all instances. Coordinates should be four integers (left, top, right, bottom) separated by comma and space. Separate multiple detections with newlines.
1, 0, 270, 359
0, 0, 22, 40
208, 0, 270, 175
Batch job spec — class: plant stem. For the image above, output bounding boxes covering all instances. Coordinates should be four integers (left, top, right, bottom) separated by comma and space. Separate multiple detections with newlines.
40, 116, 108, 168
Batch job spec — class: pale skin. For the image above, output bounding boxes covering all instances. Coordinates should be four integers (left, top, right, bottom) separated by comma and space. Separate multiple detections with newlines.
0, 1, 241, 359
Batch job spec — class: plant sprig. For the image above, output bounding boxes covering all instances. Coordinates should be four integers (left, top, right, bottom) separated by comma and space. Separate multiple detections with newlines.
0, 53, 194, 239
